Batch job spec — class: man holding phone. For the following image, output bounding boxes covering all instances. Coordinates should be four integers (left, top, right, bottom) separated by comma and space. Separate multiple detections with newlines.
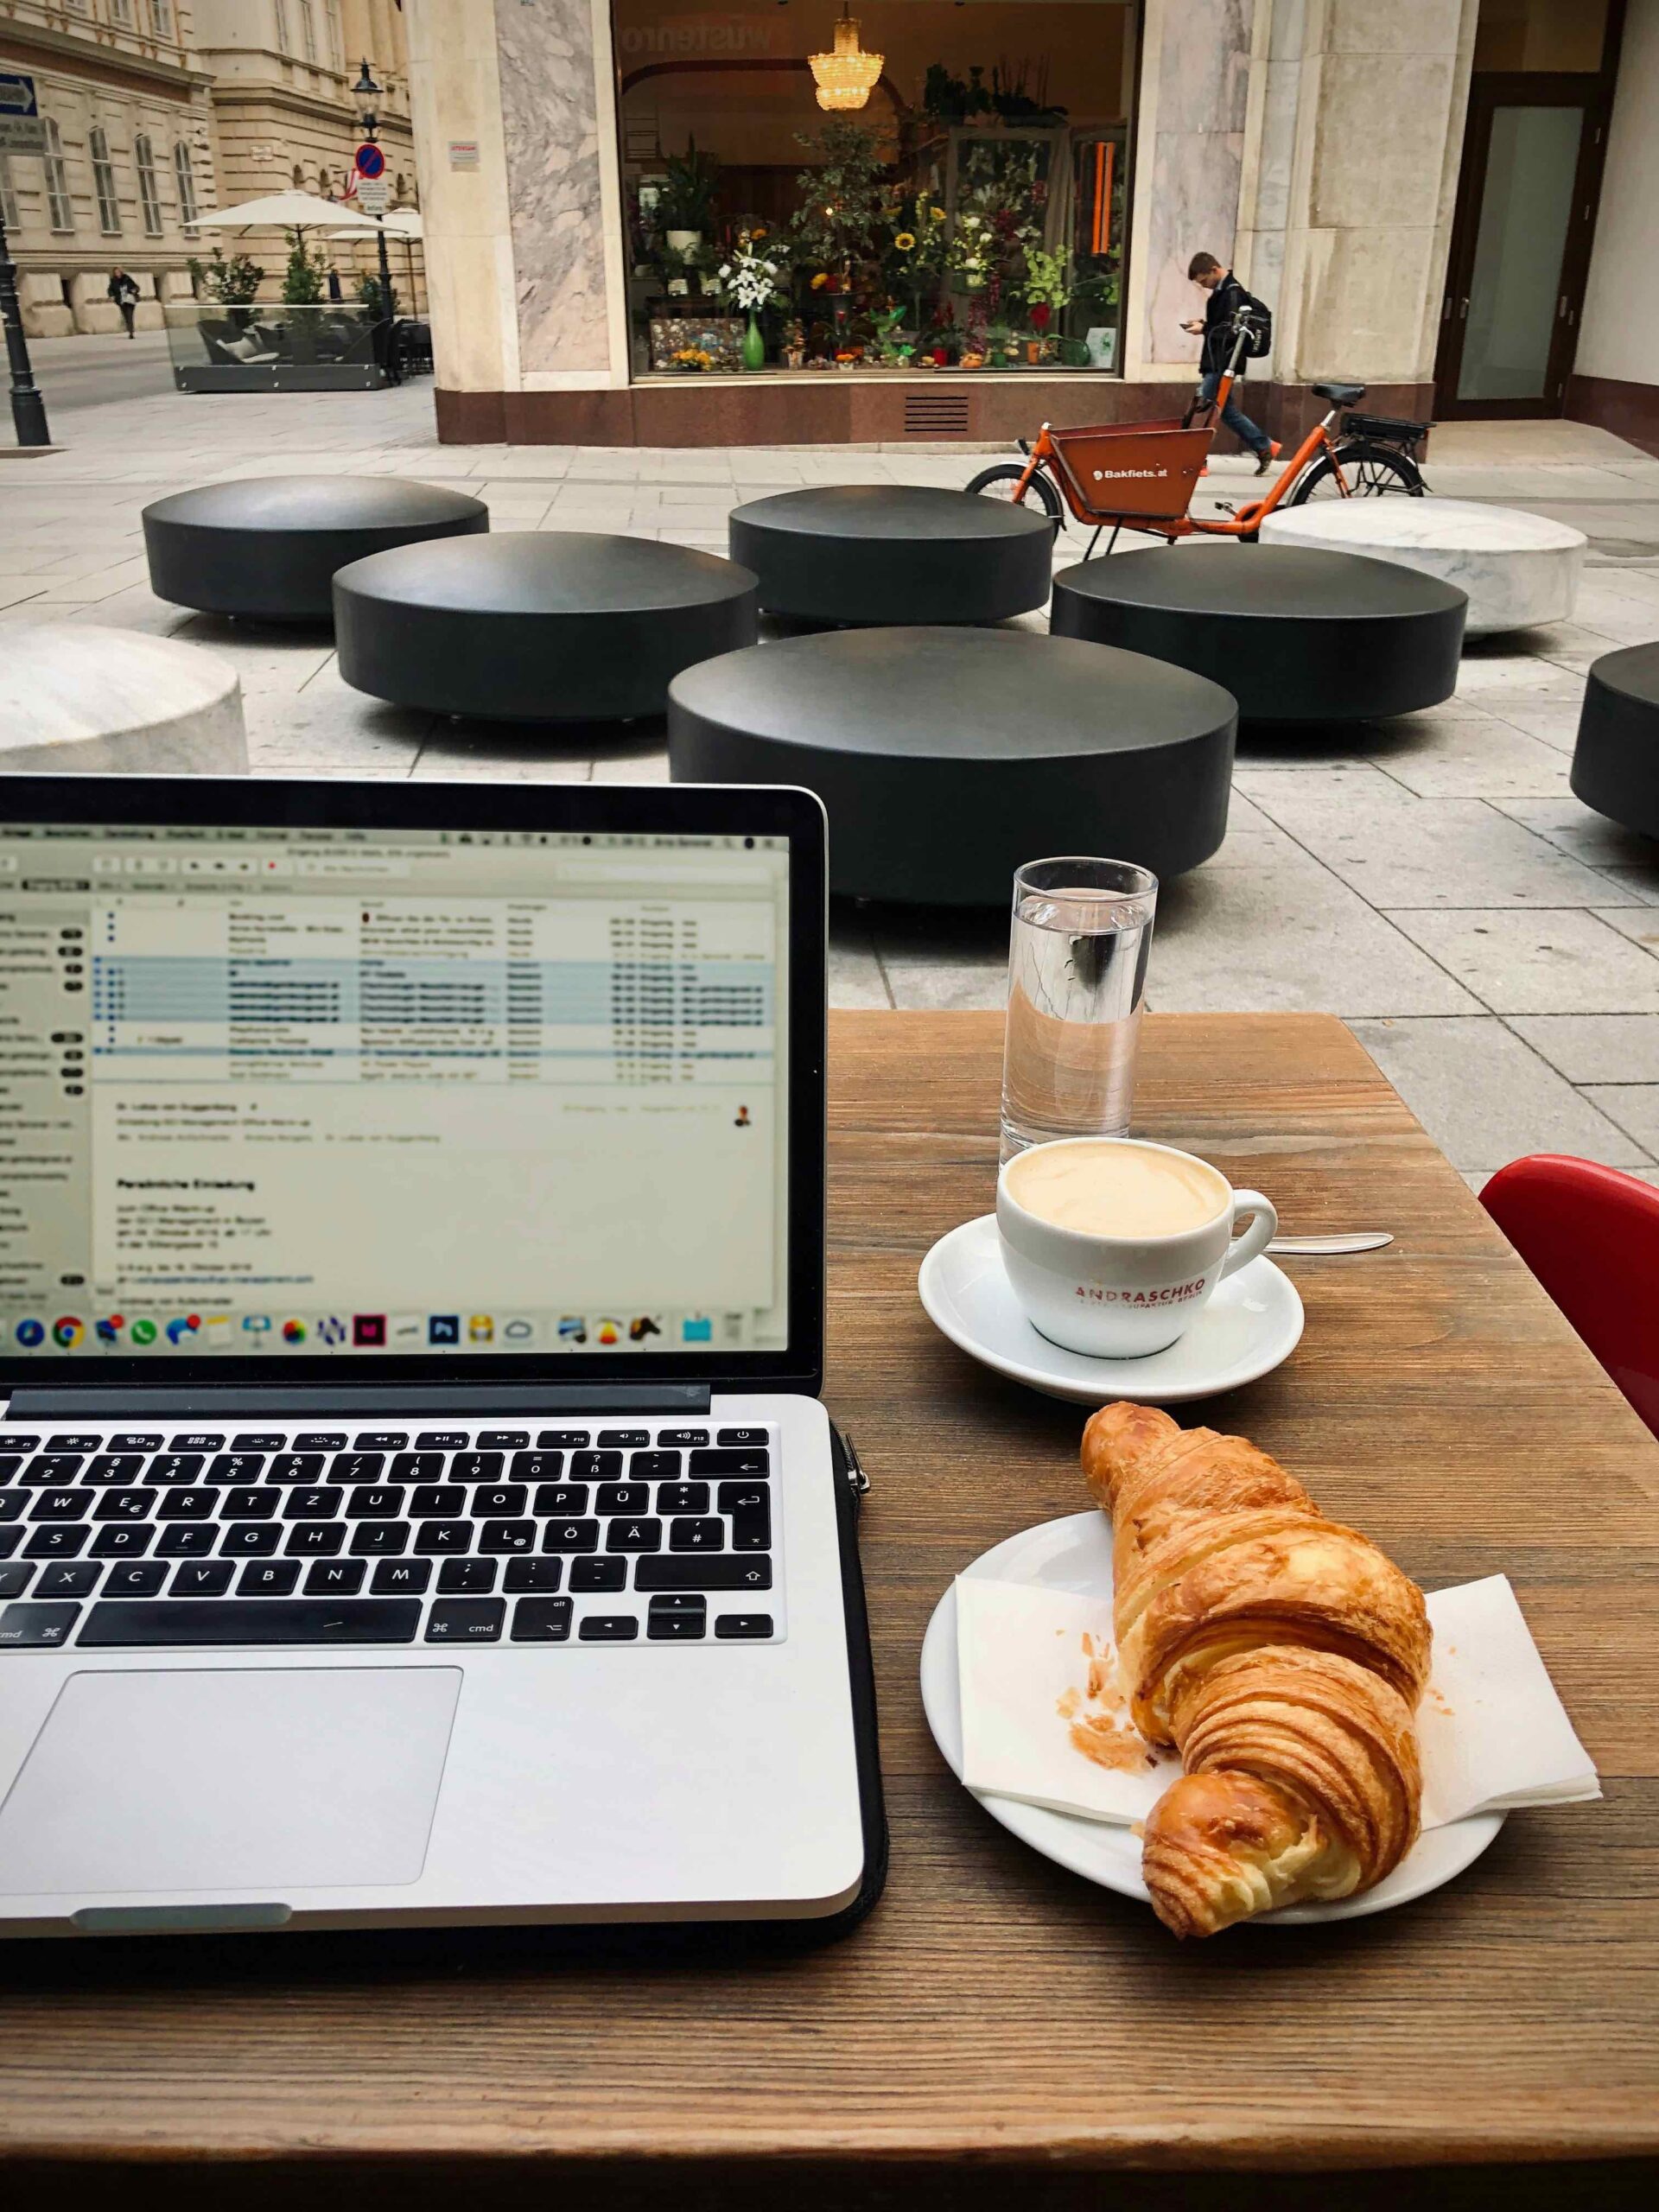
1183, 251, 1280, 476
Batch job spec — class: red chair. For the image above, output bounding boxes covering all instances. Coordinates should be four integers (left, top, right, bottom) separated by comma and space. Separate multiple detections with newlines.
1480, 1154, 1659, 1438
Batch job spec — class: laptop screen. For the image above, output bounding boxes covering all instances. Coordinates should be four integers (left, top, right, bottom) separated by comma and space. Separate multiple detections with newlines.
0, 819, 790, 1363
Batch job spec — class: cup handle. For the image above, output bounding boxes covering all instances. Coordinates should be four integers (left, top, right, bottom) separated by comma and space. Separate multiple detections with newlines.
1220, 1191, 1278, 1279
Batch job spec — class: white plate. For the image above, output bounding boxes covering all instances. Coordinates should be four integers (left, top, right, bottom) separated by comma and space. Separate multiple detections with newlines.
918, 1213, 1305, 1406
918, 1510, 1504, 1926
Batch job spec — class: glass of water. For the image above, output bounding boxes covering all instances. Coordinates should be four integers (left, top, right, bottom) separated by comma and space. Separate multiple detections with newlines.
1000, 855, 1159, 1160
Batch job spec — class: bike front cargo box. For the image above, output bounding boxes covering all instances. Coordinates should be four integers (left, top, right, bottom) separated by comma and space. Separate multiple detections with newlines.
1046, 420, 1213, 526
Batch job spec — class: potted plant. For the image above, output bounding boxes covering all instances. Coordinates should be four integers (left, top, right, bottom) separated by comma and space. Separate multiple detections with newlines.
718, 232, 787, 370
984, 320, 1015, 369
1022, 244, 1071, 364
659, 137, 719, 257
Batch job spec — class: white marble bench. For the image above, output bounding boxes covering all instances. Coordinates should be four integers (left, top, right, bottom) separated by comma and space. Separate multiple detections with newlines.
0, 626, 247, 773
1257, 497, 1585, 638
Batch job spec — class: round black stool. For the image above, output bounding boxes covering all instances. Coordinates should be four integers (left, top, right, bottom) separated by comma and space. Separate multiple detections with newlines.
728, 485, 1052, 626
334, 532, 759, 722
668, 627, 1236, 905
143, 475, 488, 621
1572, 642, 1659, 841
1051, 543, 1466, 721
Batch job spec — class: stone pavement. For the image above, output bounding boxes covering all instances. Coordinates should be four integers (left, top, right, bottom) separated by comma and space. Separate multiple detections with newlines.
3, 374, 1659, 1187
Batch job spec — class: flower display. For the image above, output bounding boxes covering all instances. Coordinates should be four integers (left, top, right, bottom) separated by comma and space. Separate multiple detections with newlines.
671, 346, 715, 372
719, 233, 788, 314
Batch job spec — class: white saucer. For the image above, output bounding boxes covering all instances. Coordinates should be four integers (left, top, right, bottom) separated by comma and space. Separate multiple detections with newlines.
917, 1214, 1305, 1405
919, 1511, 1504, 1926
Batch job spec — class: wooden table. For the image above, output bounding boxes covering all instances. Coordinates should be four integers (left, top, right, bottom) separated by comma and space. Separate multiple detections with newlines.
5, 1012, 1658, 2208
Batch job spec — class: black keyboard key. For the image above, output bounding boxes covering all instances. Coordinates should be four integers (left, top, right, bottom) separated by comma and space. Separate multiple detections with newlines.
715, 1613, 775, 1640
477, 1430, 530, 1449
658, 1483, 709, 1515
473, 1484, 527, 1517
21, 1456, 82, 1485
172, 1433, 226, 1451
414, 1520, 471, 1554
0, 1495, 24, 1522
438, 1557, 497, 1595
425, 1599, 504, 1643
172, 1560, 236, 1598
25, 1525, 88, 1559
541, 1518, 598, 1554
223, 1487, 276, 1520
718, 1482, 770, 1516
293, 1432, 347, 1451
537, 1430, 591, 1448
219, 1522, 282, 1558
504, 1557, 563, 1593
512, 1452, 566, 1483
30, 1489, 91, 1521
105, 1560, 168, 1597
231, 1433, 288, 1451
0, 1526, 22, 1555
79, 1599, 422, 1646
648, 1606, 706, 1642
0, 1434, 41, 1452
669, 1517, 725, 1553
86, 1454, 144, 1484
512, 1596, 572, 1642
305, 1560, 366, 1596
353, 1432, 409, 1450
47, 1433, 105, 1452
239, 1561, 301, 1596
391, 1452, 446, 1482
607, 1517, 661, 1554
106, 1433, 161, 1451
579, 1615, 638, 1643
350, 1520, 410, 1558
95, 1489, 155, 1521
478, 1519, 535, 1555
628, 1451, 680, 1480
596, 1429, 651, 1448
156, 1524, 216, 1558
347, 1485, 405, 1519
144, 1454, 205, 1485
283, 1522, 346, 1557
596, 1484, 650, 1515
717, 1428, 768, 1447
636, 1557, 772, 1592
0, 1562, 33, 1597
283, 1487, 343, 1521
207, 1454, 266, 1484
451, 1451, 503, 1481
569, 1557, 626, 1593
411, 1484, 466, 1517
157, 1489, 216, 1521
268, 1453, 326, 1484
730, 1514, 771, 1553
532, 1484, 587, 1515
92, 1527, 153, 1560
0, 1457, 22, 1484
0, 1601, 79, 1648
659, 1429, 709, 1446
415, 1431, 470, 1450
328, 1452, 385, 1484
570, 1450, 623, 1481
650, 1592, 707, 1620
371, 1558, 431, 1595
690, 1447, 770, 1476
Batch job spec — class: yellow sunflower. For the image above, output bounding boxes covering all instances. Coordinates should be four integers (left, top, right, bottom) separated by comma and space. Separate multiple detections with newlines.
931, 205, 947, 221
810, 271, 829, 289
893, 232, 917, 252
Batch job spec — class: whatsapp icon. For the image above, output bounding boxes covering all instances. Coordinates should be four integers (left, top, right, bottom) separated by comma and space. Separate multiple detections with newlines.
129, 1318, 158, 1346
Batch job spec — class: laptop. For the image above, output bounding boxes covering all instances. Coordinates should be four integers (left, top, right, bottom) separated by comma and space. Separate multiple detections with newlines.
0, 776, 880, 1938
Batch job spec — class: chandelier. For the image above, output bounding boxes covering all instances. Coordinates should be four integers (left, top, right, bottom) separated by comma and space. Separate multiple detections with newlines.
809, 6, 883, 112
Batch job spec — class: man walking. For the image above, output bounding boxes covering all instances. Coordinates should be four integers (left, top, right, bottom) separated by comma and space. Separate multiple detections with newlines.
106, 266, 140, 339
1182, 251, 1279, 475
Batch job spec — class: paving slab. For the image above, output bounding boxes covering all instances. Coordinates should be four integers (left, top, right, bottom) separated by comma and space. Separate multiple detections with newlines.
1512, 1014, 1659, 1084
1385, 907, 1659, 1014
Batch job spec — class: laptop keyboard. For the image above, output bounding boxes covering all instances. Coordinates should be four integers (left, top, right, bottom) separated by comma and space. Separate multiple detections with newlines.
0, 1423, 779, 1651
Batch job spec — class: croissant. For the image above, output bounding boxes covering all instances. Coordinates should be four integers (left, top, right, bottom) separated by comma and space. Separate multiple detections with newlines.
1080, 1402, 1430, 1937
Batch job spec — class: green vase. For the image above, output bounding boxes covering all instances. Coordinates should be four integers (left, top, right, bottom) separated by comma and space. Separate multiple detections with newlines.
742, 312, 766, 371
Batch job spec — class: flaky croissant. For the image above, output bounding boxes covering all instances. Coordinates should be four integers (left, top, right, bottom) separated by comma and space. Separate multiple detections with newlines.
1081, 1402, 1429, 1937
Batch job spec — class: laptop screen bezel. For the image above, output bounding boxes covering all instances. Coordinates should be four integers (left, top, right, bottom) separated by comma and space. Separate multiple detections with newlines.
0, 776, 827, 1398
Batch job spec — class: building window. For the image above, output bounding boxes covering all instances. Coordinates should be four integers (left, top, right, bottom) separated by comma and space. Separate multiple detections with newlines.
90, 125, 121, 234
0, 155, 18, 233
326, 2, 342, 68
173, 139, 198, 229
298, 1, 318, 63
136, 132, 163, 235
111, 0, 136, 26
43, 118, 74, 233
153, 1, 176, 35
273, 0, 290, 53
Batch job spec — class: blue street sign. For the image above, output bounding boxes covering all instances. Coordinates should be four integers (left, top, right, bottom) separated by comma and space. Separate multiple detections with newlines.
354, 141, 386, 181
0, 72, 46, 154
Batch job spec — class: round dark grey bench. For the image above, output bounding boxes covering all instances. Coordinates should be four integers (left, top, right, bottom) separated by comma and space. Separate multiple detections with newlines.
1572, 642, 1659, 841
668, 626, 1236, 905
728, 485, 1052, 626
143, 475, 488, 621
334, 531, 759, 722
1050, 543, 1466, 721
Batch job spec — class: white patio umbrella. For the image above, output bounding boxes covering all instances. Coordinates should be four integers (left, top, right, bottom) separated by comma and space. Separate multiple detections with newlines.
194, 190, 383, 237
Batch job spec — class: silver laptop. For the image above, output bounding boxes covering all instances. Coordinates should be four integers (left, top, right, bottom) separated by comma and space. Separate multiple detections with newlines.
0, 776, 873, 1937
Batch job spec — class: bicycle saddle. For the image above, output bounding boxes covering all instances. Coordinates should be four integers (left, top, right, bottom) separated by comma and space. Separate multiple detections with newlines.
1312, 380, 1366, 405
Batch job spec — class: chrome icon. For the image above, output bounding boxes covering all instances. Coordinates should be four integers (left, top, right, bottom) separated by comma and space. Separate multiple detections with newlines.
52, 1316, 85, 1348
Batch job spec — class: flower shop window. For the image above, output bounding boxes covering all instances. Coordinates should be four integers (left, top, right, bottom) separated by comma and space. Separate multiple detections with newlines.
612, 0, 1135, 377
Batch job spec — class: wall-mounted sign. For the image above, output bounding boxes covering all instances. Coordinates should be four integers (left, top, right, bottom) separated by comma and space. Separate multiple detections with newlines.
0, 72, 46, 156
447, 139, 480, 170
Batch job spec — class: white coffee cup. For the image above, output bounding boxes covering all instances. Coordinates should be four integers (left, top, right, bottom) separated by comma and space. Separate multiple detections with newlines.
995, 1136, 1278, 1359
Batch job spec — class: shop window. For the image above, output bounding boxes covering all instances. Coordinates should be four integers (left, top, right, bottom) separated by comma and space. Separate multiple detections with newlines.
90, 126, 121, 235
0, 155, 18, 232
614, 0, 1132, 378
43, 118, 73, 233
173, 139, 198, 229
136, 132, 163, 235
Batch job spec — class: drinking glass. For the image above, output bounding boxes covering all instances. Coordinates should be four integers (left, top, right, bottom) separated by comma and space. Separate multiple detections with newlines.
1000, 856, 1158, 1160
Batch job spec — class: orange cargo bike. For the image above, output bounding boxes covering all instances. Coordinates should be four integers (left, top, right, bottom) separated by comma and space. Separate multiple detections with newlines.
968, 308, 1429, 555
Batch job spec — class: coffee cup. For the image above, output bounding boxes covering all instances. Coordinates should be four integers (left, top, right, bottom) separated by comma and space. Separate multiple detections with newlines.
995, 1137, 1278, 1359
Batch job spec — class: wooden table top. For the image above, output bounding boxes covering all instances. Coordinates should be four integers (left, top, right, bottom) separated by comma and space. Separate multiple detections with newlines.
5, 1010, 1658, 2203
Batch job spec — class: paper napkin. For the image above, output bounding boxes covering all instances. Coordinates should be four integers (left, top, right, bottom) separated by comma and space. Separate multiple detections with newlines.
956, 1570, 1599, 1833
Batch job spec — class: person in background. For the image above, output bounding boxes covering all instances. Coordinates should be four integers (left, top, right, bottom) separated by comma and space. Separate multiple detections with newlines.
326, 264, 344, 303
1182, 251, 1281, 476
107, 266, 140, 339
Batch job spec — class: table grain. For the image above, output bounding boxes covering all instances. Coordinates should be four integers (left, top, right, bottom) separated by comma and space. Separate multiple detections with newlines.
3, 1011, 1656, 2206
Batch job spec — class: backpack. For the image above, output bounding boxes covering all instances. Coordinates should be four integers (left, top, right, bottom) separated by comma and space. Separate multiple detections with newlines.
1238, 289, 1273, 359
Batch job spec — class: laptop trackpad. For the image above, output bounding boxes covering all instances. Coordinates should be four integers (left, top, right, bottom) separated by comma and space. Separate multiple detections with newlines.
0, 1668, 461, 1896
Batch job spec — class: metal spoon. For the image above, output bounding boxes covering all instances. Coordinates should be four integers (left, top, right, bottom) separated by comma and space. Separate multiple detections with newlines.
1267, 1232, 1395, 1255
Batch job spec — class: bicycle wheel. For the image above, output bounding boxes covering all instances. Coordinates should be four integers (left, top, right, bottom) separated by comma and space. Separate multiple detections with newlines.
1289, 441, 1424, 505
965, 462, 1065, 531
